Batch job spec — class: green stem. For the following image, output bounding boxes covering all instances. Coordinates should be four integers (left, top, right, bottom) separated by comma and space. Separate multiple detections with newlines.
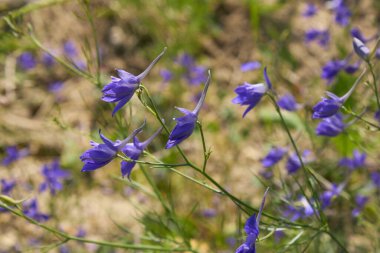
267, 93, 325, 224
0, 204, 193, 252
368, 62, 380, 111
197, 121, 210, 172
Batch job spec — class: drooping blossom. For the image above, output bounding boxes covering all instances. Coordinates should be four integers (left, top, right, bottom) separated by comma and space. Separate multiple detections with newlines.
80, 122, 145, 173
235, 188, 269, 253
313, 69, 366, 118
102, 48, 166, 115
315, 113, 345, 137
353, 37, 370, 60
165, 72, 211, 149
121, 125, 163, 178
232, 67, 272, 117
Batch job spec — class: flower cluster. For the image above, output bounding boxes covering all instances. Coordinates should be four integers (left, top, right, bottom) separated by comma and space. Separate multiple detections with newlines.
81, 49, 211, 178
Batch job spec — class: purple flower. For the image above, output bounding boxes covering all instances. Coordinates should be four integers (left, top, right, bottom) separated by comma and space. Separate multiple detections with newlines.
42, 52, 55, 67
374, 110, 380, 123
344, 61, 360, 74
17, 52, 37, 70
282, 196, 314, 221
1, 179, 16, 195
261, 147, 286, 168
321, 60, 346, 84
201, 208, 217, 218
371, 172, 380, 188
176, 53, 207, 85
235, 188, 269, 253
305, 29, 330, 47
48, 81, 64, 94
302, 3, 317, 17
339, 150, 366, 170
121, 125, 163, 178
315, 113, 345, 137
277, 93, 300, 111
23, 199, 49, 222
352, 195, 368, 217
39, 160, 71, 195
80, 123, 145, 172
160, 69, 173, 83
351, 28, 369, 43
165, 72, 211, 149
328, 0, 351, 26
102, 48, 166, 116
313, 69, 366, 119
63, 41, 78, 58
232, 68, 272, 117
320, 184, 344, 209
286, 150, 310, 174
353, 38, 370, 60
2, 146, 28, 166
241, 61, 261, 72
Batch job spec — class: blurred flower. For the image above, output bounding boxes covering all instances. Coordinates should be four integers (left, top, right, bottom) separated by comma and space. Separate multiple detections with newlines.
339, 150, 366, 170
302, 3, 317, 17
351, 28, 370, 43
2, 146, 28, 166
17, 52, 37, 70
277, 93, 301, 111
23, 199, 49, 222
320, 183, 344, 209
48, 81, 64, 94
344, 61, 360, 74
176, 53, 207, 85
305, 29, 330, 47
232, 67, 272, 117
259, 170, 273, 179
1, 179, 16, 195
201, 208, 217, 218
374, 110, 380, 123
328, 0, 351, 26
321, 60, 345, 84
160, 69, 173, 83
81, 123, 145, 172
235, 188, 269, 253
102, 48, 166, 116
240, 61, 261, 72
370, 171, 380, 188
166, 72, 211, 149
261, 147, 286, 168
39, 160, 71, 195
286, 150, 310, 174
76, 228, 86, 238
63, 40, 78, 58
315, 113, 345, 137
121, 125, 163, 178
282, 196, 314, 221
352, 195, 369, 217
42, 52, 55, 67
353, 38, 370, 61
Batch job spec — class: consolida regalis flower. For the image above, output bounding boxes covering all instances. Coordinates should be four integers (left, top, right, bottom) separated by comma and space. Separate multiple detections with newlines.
121, 125, 163, 178
102, 48, 167, 115
235, 188, 269, 253
80, 122, 145, 173
232, 67, 272, 118
165, 71, 211, 149
312, 68, 366, 118
315, 113, 345, 137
